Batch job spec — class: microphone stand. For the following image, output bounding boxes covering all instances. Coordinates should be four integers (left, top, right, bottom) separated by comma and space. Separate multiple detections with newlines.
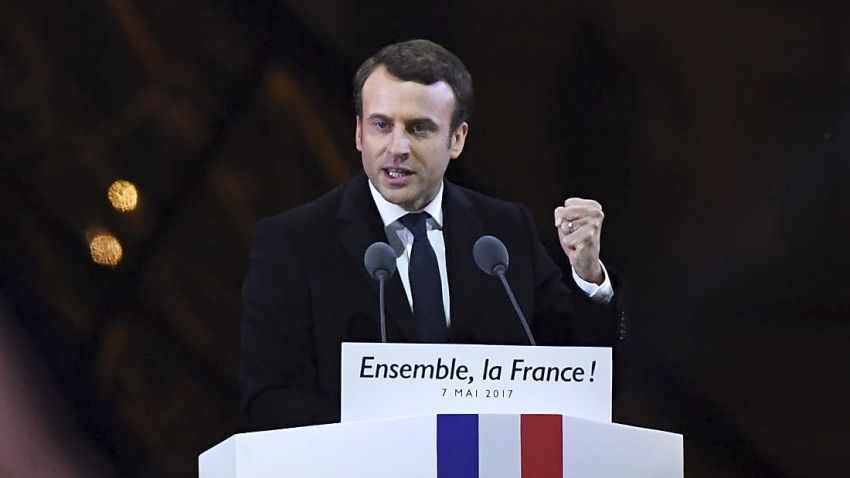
494, 269, 536, 346
376, 271, 388, 343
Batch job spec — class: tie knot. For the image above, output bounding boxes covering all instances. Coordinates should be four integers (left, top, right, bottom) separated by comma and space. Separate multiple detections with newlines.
399, 212, 429, 239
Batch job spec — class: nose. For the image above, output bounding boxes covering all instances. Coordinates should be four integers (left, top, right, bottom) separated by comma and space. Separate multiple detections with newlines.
388, 127, 411, 158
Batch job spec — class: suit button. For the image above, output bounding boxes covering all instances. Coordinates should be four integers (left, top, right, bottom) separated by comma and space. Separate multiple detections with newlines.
618, 311, 627, 339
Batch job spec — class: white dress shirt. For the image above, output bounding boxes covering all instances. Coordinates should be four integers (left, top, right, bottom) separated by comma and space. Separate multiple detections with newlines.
367, 180, 613, 326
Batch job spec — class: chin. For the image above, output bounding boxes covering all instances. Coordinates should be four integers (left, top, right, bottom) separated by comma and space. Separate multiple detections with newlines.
389, 193, 421, 210
377, 187, 406, 204
389, 194, 413, 208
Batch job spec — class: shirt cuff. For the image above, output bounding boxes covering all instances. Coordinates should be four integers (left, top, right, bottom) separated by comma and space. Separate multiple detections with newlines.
571, 260, 614, 304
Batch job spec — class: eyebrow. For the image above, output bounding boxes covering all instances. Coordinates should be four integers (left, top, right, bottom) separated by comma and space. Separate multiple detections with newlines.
408, 118, 438, 130
366, 113, 439, 129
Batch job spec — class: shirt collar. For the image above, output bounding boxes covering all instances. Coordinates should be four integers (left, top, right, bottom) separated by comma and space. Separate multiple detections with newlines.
368, 179, 444, 228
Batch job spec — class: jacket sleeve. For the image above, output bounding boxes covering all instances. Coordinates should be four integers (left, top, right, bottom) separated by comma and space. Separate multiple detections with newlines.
239, 217, 339, 431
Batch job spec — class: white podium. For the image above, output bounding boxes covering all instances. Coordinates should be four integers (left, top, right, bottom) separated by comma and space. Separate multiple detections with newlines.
199, 413, 683, 478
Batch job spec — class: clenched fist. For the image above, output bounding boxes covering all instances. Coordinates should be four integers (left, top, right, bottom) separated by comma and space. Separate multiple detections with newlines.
554, 198, 605, 284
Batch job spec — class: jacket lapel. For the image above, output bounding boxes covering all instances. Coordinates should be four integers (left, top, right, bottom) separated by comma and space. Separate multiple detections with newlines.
442, 181, 485, 341
337, 173, 417, 342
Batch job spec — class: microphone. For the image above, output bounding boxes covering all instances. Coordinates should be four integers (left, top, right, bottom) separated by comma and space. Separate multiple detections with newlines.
473, 235, 536, 346
364, 242, 397, 343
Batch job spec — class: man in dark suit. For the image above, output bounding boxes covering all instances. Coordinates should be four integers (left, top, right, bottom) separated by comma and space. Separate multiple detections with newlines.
240, 40, 626, 431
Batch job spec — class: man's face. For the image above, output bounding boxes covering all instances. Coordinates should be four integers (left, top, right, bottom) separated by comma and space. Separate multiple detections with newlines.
356, 66, 468, 211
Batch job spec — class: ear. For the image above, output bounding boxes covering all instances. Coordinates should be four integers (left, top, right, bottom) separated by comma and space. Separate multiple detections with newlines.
355, 116, 363, 152
449, 122, 469, 159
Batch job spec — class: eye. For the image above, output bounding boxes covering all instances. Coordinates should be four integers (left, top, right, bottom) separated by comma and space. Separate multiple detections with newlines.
369, 118, 391, 132
410, 122, 432, 135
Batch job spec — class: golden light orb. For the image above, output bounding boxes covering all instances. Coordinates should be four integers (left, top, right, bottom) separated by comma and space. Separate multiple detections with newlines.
89, 234, 123, 266
107, 180, 139, 212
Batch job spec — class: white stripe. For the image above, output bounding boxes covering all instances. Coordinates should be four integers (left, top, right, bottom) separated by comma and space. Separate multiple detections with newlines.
478, 414, 521, 477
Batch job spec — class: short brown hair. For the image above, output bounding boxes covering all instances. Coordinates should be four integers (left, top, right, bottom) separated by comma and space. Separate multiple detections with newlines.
353, 39, 474, 132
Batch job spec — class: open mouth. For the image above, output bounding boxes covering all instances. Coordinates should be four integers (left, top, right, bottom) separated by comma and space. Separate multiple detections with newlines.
384, 168, 413, 179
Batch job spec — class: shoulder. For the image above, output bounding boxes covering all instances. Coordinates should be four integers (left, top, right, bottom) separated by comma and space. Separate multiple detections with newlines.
445, 181, 543, 258
261, 181, 347, 229
446, 181, 529, 221
251, 180, 348, 250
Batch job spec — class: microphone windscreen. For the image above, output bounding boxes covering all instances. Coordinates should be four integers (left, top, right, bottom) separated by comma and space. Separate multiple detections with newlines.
364, 242, 397, 279
473, 235, 509, 275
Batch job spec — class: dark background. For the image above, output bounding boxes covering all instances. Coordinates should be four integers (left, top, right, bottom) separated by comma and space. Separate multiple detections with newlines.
1, 1, 848, 476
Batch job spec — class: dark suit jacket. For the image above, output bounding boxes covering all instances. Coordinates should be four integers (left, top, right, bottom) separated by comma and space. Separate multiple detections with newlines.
240, 172, 626, 431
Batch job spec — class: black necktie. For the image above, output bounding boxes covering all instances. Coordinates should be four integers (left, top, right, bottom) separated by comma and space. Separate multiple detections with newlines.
398, 213, 447, 342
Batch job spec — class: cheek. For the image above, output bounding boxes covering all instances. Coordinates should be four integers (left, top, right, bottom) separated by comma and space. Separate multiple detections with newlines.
362, 134, 387, 155
359, 138, 377, 158
420, 145, 452, 172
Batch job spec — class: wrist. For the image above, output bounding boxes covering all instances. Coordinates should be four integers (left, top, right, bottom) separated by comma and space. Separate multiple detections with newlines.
577, 262, 604, 285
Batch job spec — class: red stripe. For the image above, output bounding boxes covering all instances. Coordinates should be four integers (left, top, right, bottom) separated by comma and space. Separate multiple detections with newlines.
520, 414, 563, 478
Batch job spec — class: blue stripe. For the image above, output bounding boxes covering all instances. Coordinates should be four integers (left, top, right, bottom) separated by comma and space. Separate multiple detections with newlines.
437, 414, 479, 478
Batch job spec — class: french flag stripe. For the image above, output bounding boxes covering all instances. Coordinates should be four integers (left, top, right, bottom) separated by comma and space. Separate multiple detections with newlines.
437, 414, 479, 478
478, 414, 521, 477
520, 414, 564, 478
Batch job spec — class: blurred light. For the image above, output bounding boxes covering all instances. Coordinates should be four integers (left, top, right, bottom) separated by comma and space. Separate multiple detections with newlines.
89, 234, 123, 266
107, 180, 138, 212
